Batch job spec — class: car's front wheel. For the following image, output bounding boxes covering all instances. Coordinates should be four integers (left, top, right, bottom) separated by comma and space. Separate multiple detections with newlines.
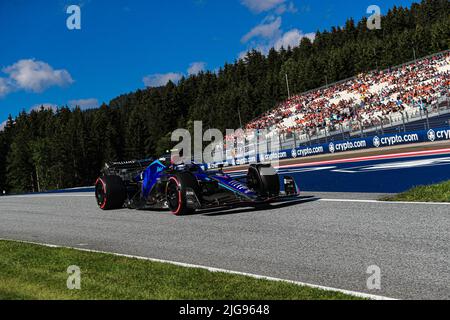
247, 164, 280, 197
166, 172, 199, 216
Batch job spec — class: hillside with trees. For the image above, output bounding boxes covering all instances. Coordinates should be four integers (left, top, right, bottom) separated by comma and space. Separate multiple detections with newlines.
0, 0, 449, 193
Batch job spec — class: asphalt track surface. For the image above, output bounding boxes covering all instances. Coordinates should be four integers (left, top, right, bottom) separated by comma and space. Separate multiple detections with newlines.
1, 191, 449, 300
1, 148, 449, 300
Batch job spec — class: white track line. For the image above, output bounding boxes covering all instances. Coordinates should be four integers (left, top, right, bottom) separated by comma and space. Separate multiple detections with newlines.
2, 193, 449, 206
6, 193, 450, 206
2, 194, 93, 198
0, 238, 396, 300
318, 198, 450, 206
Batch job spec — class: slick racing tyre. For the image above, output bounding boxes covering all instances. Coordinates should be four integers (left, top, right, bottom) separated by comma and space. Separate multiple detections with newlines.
95, 175, 127, 210
247, 164, 280, 198
166, 172, 199, 216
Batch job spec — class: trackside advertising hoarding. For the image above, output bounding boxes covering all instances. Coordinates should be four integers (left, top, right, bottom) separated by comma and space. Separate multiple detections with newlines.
207, 127, 450, 168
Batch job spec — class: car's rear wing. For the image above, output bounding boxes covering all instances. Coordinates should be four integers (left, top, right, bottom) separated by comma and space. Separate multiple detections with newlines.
105, 159, 154, 170
102, 158, 155, 181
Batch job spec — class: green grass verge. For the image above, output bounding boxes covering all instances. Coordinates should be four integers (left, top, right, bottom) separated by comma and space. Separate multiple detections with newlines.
381, 180, 450, 203
0, 240, 360, 300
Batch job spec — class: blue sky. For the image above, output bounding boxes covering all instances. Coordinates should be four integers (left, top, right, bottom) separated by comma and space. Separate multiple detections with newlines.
0, 0, 415, 125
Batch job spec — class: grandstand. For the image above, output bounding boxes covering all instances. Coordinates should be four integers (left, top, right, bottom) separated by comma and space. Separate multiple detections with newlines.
226, 50, 450, 153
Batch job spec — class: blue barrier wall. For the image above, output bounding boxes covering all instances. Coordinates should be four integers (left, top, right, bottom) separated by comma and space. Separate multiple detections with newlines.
208, 127, 450, 168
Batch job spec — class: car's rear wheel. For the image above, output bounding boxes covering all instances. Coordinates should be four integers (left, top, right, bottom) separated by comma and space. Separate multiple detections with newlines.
247, 164, 280, 197
166, 172, 199, 216
95, 176, 127, 210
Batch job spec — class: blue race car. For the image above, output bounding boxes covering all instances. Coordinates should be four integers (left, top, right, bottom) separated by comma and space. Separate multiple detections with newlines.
95, 157, 300, 215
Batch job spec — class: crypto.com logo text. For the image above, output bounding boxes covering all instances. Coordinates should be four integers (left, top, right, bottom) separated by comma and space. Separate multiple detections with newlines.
171, 121, 282, 169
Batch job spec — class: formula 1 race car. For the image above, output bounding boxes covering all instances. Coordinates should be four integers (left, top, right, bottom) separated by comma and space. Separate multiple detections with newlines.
95, 157, 300, 215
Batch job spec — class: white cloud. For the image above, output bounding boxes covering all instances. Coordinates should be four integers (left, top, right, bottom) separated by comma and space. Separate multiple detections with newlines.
0, 78, 12, 97
0, 120, 6, 131
274, 29, 315, 50
188, 62, 207, 75
2, 59, 73, 93
240, 28, 315, 59
240, 0, 306, 58
241, 0, 286, 13
143, 73, 183, 87
275, 1, 297, 15
142, 61, 209, 88
68, 98, 99, 109
25, 100, 99, 115
238, 50, 250, 60
241, 16, 282, 43
29, 103, 58, 113
240, 14, 315, 58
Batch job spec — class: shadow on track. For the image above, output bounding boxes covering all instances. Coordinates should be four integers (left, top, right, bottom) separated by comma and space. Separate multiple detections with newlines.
196, 196, 319, 217
135, 196, 319, 216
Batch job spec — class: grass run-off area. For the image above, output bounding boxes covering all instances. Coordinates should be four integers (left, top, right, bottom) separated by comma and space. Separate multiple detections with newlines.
0, 240, 360, 300
381, 180, 450, 203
